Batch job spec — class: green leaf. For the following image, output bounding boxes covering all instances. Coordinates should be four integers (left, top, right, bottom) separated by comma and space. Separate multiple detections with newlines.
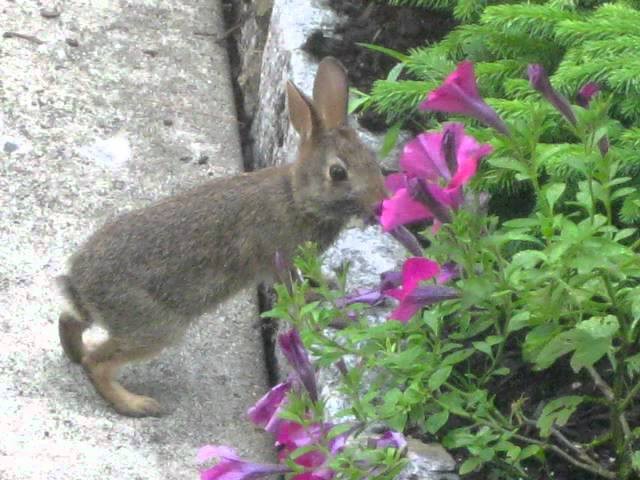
387, 62, 405, 82
534, 331, 575, 370
570, 315, 619, 372
438, 391, 467, 416
626, 352, 640, 377
327, 423, 353, 440
425, 410, 450, 434
389, 412, 408, 432
429, 366, 453, 390
442, 348, 474, 366
520, 444, 542, 460
488, 156, 530, 177
632, 451, 640, 472
545, 183, 565, 212
510, 250, 547, 269
537, 396, 583, 437
507, 311, 532, 333
459, 456, 483, 475
492, 367, 511, 376
380, 122, 402, 159
356, 43, 410, 62
472, 341, 493, 358
348, 89, 370, 114
615, 228, 636, 242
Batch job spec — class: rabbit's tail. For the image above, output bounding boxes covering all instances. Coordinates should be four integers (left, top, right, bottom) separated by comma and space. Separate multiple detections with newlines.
57, 275, 91, 364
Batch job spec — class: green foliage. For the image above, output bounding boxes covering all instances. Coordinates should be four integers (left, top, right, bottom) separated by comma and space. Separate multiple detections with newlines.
363, 0, 640, 199
267, 85, 640, 479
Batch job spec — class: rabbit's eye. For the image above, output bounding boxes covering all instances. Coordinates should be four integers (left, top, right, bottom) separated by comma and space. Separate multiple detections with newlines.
329, 164, 348, 182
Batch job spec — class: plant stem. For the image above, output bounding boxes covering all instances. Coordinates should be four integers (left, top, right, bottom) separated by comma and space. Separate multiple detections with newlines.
620, 380, 640, 411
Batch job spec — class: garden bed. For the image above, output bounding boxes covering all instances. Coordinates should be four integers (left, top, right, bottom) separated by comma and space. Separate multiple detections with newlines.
222, 1, 640, 480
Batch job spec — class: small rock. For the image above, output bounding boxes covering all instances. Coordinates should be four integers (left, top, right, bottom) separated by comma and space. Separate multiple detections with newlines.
142, 49, 159, 57
179, 155, 191, 163
65, 38, 79, 47
163, 118, 173, 126
198, 154, 209, 165
40, 8, 61, 19
3, 142, 18, 154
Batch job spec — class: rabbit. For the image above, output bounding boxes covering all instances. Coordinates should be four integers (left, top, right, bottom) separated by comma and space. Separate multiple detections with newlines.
57, 57, 386, 417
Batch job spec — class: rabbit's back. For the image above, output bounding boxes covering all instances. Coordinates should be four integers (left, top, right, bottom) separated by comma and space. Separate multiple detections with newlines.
67, 166, 343, 329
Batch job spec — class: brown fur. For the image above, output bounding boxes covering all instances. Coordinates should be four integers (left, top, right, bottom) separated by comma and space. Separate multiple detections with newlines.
58, 57, 385, 416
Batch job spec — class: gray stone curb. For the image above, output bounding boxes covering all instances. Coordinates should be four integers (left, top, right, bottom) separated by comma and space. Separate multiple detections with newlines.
0, 1, 273, 478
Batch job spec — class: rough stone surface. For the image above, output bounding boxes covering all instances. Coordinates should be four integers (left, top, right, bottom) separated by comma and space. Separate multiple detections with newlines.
0, 1, 273, 478
247, 1, 458, 478
235, 0, 273, 119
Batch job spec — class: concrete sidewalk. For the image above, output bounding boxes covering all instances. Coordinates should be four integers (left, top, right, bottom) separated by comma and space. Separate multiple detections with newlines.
0, 1, 273, 478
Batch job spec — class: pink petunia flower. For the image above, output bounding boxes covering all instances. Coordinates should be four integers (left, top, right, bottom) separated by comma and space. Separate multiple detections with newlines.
420, 61, 510, 136
197, 446, 290, 480
380, 123, 492, 232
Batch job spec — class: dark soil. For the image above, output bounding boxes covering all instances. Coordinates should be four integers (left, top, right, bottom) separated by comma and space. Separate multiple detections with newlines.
302, 0, 456, 132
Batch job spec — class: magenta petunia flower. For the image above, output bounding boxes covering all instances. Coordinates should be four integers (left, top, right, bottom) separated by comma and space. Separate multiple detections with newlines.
420, 61, 510, 136
576, 82, 600, 108
273, 420, 348, 480
385, 257, 459, 322
247, 381, 292, 433
528, 64, 577, 126
380, 124, 492, 232
197, 446, 290, 480
279, 329, 318, 402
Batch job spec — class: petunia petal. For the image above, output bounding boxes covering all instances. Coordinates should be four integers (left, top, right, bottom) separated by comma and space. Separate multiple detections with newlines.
335, 289, 385, 308
389, 299, 421, 323
380, 188, 433, 232
388, 225, 423, 257
247, 381, 291, 429
421, 62, 510, 136
449, 139, 493, 190
375, 431, 408, 450
197, 445, 239, 463
401, 257, 440, 295
400, 132, 449, 181
384, 172, 408, 194
278, 329, 318, 402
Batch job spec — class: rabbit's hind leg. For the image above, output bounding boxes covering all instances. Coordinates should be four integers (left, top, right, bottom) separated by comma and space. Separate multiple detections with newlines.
81, 337, 164, 417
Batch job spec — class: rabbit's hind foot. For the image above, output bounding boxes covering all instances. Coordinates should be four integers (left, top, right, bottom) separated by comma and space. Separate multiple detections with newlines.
82, 338, 165, 417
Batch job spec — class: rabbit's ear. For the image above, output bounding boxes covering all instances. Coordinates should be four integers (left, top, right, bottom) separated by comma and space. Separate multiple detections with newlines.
287, 80, 318, 140
313, 57, 349, 130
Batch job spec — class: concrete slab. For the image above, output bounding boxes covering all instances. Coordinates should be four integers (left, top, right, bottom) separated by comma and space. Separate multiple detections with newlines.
0, 1, 273, 478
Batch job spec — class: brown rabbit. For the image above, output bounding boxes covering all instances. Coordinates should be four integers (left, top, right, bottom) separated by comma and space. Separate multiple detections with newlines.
57, 57, 386, 417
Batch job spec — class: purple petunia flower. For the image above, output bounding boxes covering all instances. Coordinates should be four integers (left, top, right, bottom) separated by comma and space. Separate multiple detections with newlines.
247, 381, 292, 433
278, 329, 318, 402
528, 64, 577, 126
576, 82, 600, 108
373, 430, 408, 450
